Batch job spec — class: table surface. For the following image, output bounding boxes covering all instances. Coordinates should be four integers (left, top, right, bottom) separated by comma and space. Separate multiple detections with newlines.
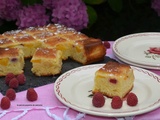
0, 41, 159, 120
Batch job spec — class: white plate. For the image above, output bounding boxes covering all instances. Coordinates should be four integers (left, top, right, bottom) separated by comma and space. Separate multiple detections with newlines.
112, 32, 160, 67
54, 64, 160, 117
114, 51, 160, 70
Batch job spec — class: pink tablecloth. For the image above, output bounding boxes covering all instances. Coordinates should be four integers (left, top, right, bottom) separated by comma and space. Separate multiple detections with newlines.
0, 42, 159, 120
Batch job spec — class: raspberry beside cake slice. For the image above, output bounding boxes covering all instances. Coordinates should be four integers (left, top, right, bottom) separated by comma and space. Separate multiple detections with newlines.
31, 48, 62, 76
92, 61, 135, 98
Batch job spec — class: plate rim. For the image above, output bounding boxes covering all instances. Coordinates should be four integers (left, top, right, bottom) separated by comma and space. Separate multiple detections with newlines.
54, 64, 160, 117
112, 32, 160, 67
113, 50, 160, 70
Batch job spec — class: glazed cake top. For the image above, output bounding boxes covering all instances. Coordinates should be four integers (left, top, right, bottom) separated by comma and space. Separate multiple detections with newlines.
0, 48, 20, 58
99, 61, 132, 75
0, 37, 18, 48
43, 37, 67, 46
13, 34, 37, 43
32, 48, 59, 59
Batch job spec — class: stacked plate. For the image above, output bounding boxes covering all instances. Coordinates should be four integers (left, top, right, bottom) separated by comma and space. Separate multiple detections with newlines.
112, 32, 160, 70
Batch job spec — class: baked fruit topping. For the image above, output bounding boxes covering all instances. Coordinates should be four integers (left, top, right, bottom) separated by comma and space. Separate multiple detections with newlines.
109, 79, 117, 84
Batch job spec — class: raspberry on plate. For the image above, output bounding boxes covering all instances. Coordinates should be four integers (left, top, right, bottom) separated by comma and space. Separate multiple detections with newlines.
92, 92, 105, 107
6, 88, 16, 100
127, 92, 138, 106
26, 88, 38, 101
0, 97, 11, 110
9, 78, 19, 89
111, 96, 123, 109
5, 73, 15, 85
17, 73, 26, 85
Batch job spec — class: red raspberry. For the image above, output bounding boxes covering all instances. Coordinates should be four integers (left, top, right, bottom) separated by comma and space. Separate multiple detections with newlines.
0, 97, 11, 110
92, 92, 105, 107
17, 73, 26, 85
103, 41, 110, 48
6, 88, 16, 100
127, 92, 138, 106
9, 78, 19, 89
5, 73, 15, 85
111, 96, 123, 109
26, 88, 38, 101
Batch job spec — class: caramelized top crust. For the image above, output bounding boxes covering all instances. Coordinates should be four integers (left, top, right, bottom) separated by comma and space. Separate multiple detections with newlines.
33, 48, 58, 58
0, 37, 18, 48
44, 37, 67, 46
75, 38, 102, 47
32, 32, 54, 40
13, 34, 36, 43
58, 32, 88, 41
2, 30, 25, 37
24, 26, 46, 35
99, 61, 132, 75
46, 24, 66, 33
74, 38, 106, 64
0, 48, 19, 57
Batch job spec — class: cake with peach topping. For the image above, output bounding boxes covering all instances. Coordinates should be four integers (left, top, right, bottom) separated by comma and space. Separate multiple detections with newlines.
31, 48, 62, 76
0, 48, 24, 76
13, 34, 41, 58
92, 61, 135, 98
0, 23, 107, 76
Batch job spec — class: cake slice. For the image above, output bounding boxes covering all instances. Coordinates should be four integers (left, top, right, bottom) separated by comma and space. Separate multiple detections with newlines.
0, 48, 24, 76
42, 36, 71, 60
31, 48, 62, 76
13, 34, 41, 58
92, 61, 135, 98
71, 38, 106, 64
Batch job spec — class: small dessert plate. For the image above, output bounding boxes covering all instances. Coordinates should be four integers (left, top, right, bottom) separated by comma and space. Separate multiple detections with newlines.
112, 32, 160, 68
54, 64, 160, 117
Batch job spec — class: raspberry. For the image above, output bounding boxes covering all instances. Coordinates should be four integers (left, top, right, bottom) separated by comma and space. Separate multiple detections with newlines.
17, 73, 26, 85
26, 88, 38, 101
0, 97, 11, 110
111, 96, 123, 109
103, 41, 110, 48
127, 92, 138, 106
9, 78, 19, 89
6, 88, 16, 100
5, 73, 15, 85
92, 92, 105, 107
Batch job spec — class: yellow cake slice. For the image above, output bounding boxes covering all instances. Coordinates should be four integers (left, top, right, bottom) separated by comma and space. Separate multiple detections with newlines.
92, 61, 135, 98
13, 34, 41, 58
42, 36, 71, 60
0, 48, 24, 76
71, 38, 106, 64
31, 48, 62, 76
